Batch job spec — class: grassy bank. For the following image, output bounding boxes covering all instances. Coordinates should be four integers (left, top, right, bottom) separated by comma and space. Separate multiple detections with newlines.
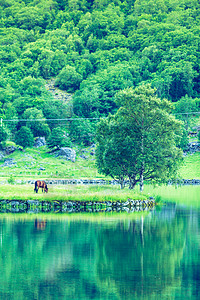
0, 184, 148, 202
139, 185, 200, 207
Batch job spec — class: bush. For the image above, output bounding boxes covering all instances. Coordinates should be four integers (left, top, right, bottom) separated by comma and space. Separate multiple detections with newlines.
47, 127, 71, 149
55, 65, 82, 92
0, 126, 8, 143
69, 119, 95, 146
15, 126, 34, 148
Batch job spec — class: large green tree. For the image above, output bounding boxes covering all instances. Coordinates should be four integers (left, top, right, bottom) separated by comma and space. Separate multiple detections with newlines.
96, 84, 183, 191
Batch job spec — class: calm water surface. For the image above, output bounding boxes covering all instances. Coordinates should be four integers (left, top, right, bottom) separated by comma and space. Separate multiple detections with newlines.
0, 190, 200, 299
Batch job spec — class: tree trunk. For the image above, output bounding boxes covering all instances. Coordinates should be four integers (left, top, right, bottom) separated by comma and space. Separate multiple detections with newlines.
140, 131, 144, 192
129, 177, 137, 189
140, 170, 144, 192
119, 176, 125, 189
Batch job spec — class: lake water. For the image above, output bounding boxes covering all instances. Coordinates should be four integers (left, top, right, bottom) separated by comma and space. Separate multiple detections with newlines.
0, 186, 200, 299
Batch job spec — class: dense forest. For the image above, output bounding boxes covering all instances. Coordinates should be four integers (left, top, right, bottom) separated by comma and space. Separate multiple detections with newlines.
0, 0, 200, 147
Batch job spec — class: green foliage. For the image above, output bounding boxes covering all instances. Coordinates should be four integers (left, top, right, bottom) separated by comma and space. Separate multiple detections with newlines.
96, 84, 184, 190
69, 118, 95, 146
7, 174, 15, 184
0, 126, 8, 146
42, 98, 71, 130
73, 63, 135, 117
47, 126, 71, 149
15, 126, 34, 148
23, 107, 50, 138
0, 0, 200, 151
179, 127, 189, 151
55, 65, 82, 92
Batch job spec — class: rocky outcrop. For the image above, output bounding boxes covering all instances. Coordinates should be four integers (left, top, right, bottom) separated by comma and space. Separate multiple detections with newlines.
185, 142, 200, 153
34, 137, 46, 148
0, 151, 4, 161
45, 79, 72, 103
0, 158, 17, 167
4, 145, 18, 155
55, 147, 76, 162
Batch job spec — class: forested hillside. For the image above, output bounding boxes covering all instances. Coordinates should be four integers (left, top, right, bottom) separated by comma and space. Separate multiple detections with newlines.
0, 0, 200, 147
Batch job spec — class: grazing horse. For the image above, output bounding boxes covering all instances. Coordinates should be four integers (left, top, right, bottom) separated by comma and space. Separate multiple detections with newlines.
34, 180, 48, 193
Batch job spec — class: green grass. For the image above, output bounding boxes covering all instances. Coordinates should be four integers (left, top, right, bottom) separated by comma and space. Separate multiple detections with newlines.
0, 184, 148, 202
0, 146, 104, 181
0, 146, 199, 182
179, 152, 200, 179
140, 184, 200, 207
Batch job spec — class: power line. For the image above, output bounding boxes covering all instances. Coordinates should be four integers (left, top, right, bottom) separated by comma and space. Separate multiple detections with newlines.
1, 112, 200, 123
2, 117, 100, 122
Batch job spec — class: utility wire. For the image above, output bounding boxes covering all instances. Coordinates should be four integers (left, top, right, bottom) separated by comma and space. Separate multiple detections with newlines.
2, 118, 100, 122
1, 112, 200, 122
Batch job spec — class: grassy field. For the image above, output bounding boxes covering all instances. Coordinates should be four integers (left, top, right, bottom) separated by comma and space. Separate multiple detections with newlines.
179, 152, 200, 179
0, 184, 148, 202
0, 146, 199, 182
0, 146, 199, 203
0, 146, 103, 182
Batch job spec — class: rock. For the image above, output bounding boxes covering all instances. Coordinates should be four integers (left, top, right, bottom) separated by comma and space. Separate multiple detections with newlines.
56, 147, 76, 162
0, 151, 4, 161
1, 158, 16, 167
185, 142, 200, 153
90, 144, 96, 148
5, 145, 17, 155
34, 137, 46, 148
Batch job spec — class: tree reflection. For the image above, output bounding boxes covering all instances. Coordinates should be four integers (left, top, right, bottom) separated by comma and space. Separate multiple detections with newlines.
96, 207, 187, 299
0, 207, 199, 299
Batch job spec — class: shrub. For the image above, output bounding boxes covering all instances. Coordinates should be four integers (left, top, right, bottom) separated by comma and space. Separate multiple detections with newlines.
69, 119, 95, 146
55, 65, 82, 92
47, 127, 71, 149
15, 126, 34, 148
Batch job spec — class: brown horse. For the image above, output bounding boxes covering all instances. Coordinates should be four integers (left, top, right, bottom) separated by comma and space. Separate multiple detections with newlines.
34, 180, 48, 193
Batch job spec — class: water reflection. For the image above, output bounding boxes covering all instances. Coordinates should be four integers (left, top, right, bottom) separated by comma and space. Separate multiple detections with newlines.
0, 203, 199, 299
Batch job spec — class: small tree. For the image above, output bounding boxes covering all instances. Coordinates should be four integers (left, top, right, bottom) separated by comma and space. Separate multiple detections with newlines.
23, 107, 51, 138
47, 127, 71, 150
15, 126, 34, 148
0, 126, 8, 148
96, 84, 183, 191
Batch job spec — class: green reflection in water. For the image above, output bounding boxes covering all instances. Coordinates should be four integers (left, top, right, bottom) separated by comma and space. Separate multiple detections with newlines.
0, 203, 199, 299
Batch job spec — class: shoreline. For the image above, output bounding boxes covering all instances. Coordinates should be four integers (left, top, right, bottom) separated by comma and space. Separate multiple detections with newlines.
0, 198, 156, 213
